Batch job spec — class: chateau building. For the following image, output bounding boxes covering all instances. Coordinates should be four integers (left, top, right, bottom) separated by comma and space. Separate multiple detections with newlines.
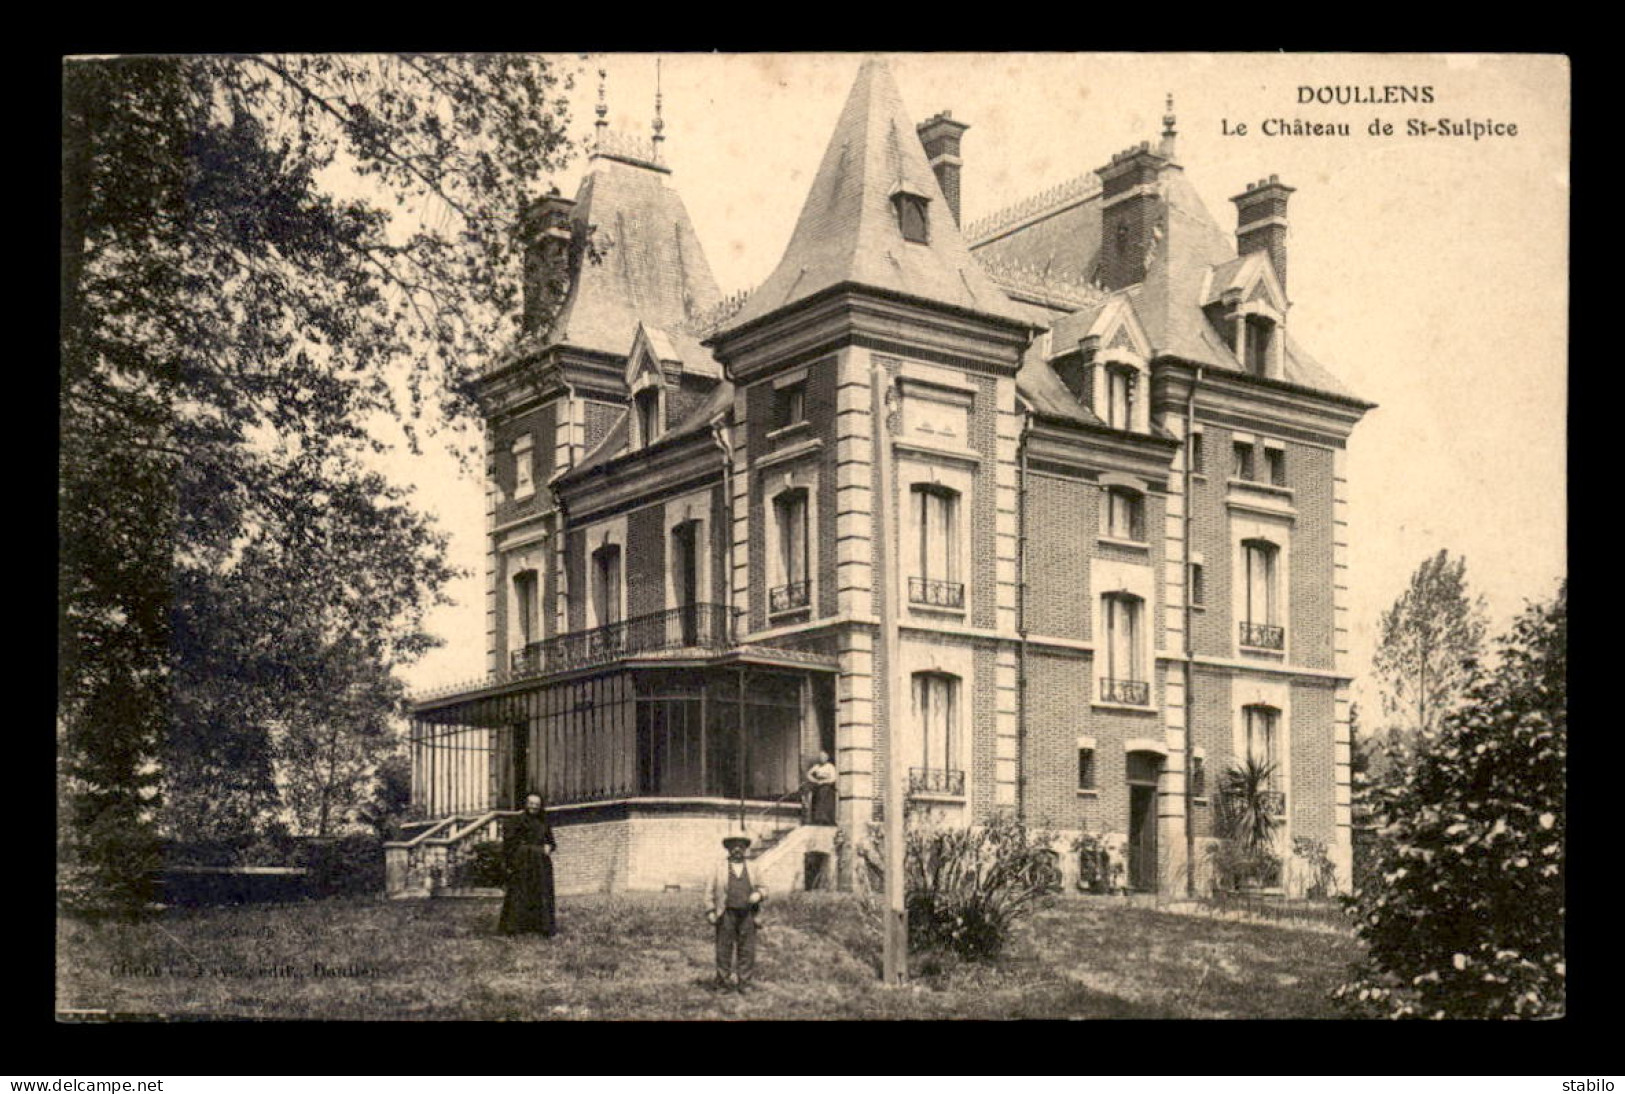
396, 58, 1372, 899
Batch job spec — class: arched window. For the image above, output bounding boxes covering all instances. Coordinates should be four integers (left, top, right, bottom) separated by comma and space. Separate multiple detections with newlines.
1100, 593, 1147, 705
910, 484, 962, 608
910, 672, 962, 795
1240, 539, 1282, 649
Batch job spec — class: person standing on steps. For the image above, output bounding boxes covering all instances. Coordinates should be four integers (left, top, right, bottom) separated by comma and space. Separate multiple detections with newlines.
704, 833, 765, 991
805, 751, 838, 826
498, 792, 558, 936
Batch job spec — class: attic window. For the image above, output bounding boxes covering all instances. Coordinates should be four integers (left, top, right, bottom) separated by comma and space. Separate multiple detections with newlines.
894, 193, 930, 244
634, 387, 661, 448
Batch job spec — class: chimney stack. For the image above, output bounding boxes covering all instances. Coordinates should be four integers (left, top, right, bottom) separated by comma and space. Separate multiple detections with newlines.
1094, 142, 1170, 291
521, 190, 578, 334
1230, 175, 1294, 289
917, 111, 970, 226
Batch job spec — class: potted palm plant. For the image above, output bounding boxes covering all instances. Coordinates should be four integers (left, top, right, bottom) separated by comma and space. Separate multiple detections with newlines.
1208, 757, 1283, 892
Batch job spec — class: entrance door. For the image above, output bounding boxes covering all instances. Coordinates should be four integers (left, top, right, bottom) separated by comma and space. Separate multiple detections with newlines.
1128, 785, 1157, 891
1126, 750, 1163, 892
673, 522, 699, 645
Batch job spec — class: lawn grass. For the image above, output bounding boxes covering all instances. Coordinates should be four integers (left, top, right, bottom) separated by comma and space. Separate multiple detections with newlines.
56, 891, 1365, 1020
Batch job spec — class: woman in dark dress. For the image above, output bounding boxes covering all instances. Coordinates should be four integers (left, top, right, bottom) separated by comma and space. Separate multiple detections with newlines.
498, 793, 557, 936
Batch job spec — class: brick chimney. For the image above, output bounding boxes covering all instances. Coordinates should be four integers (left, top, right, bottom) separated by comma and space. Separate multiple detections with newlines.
520, 190, 578, 334
916, 111, 970, 226
1094, 141, 1170, 291
1230, 175, 1294, 289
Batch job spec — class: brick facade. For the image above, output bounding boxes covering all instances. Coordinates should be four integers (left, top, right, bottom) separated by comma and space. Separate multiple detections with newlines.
414, 57, 1368, 901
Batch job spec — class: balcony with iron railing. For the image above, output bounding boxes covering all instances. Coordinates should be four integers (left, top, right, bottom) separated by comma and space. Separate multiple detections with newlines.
510, 603, 736, 677
909, 577, 965, 610
768, 580, 810, 615
1239, 621, 1286, 650
908, 767, 966, 797
1099, 678, 1150, 706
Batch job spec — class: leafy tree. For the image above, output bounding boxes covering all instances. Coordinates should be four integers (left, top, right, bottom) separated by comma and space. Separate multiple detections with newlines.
60, 54, 581, 914
1336, 581, 1565, 1019
1372, 550, 1489, 744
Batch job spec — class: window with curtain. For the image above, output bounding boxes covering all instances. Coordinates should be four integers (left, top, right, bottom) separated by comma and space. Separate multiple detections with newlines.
592, 545, 622, 627
513, 434, 534, 497
1105, 365, 1134, 430
1244, 704, 1283, 795
911, 672, 961, 793
1077, 747, 1097, 791
1265, 445, 1286, 487
1103, 486, 1145, 542
1241, 538, 1282, 649
1101, 593, 1146, 704
1233, 440, 1255, 481
910, 484, 962, 608
771, 489, 809, 613
513, 570, 538, 647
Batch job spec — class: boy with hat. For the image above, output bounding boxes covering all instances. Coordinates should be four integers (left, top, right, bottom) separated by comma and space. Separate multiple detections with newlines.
704, 832, 766, 991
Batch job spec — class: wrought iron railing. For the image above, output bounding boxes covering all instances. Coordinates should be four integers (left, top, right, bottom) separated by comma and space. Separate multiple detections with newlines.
909, 577, 965, 609
1100, 678, 1150, 706
769, 580, 810, 614
909, 767, 966, 797
1239, 621, 1285, 650
510, 604, 736, 676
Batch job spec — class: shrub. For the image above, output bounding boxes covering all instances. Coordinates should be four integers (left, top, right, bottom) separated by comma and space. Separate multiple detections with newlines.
1335, 583, 1565, 1019
1292, 836, 1338, 900
860, 812, 1059, 962
1071, 832, 1108, 893
450, 840, 507, 889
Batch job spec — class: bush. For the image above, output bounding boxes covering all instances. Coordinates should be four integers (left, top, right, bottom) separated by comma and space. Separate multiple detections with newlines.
1335, 584, 1565, 1019
1292, 837, 1338, 900
450, 840, 507, 889
302, 833, 385, 896
860, 812, 1059, 962
1071, 832, 1108, 893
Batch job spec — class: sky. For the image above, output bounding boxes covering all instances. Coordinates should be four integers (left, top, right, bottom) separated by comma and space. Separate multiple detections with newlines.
394, 52, 1569, 714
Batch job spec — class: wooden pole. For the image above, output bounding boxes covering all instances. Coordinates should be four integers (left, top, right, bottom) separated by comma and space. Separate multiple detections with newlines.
873, 358, 908, 986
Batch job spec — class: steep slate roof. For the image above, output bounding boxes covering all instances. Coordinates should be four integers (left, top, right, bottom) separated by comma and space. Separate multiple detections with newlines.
563, 379, 734, 479
969, 161, 1363, 402
548, 153, 724, 361
717, 57, 1033, 335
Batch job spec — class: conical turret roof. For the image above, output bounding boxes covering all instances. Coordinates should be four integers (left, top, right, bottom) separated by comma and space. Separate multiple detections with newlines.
716, 57, 1032, 335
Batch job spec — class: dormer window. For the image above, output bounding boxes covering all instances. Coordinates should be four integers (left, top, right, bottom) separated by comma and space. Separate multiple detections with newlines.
894, 192, 930, 244
1104, 365, 1136, 430
1244, 314, 1276, 376
634, 386, 661, 448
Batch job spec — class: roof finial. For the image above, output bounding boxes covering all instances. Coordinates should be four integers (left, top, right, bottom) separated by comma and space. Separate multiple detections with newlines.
651, 57, 665, 163
1160, 93, 1177, 159
594, 65, 609, 152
